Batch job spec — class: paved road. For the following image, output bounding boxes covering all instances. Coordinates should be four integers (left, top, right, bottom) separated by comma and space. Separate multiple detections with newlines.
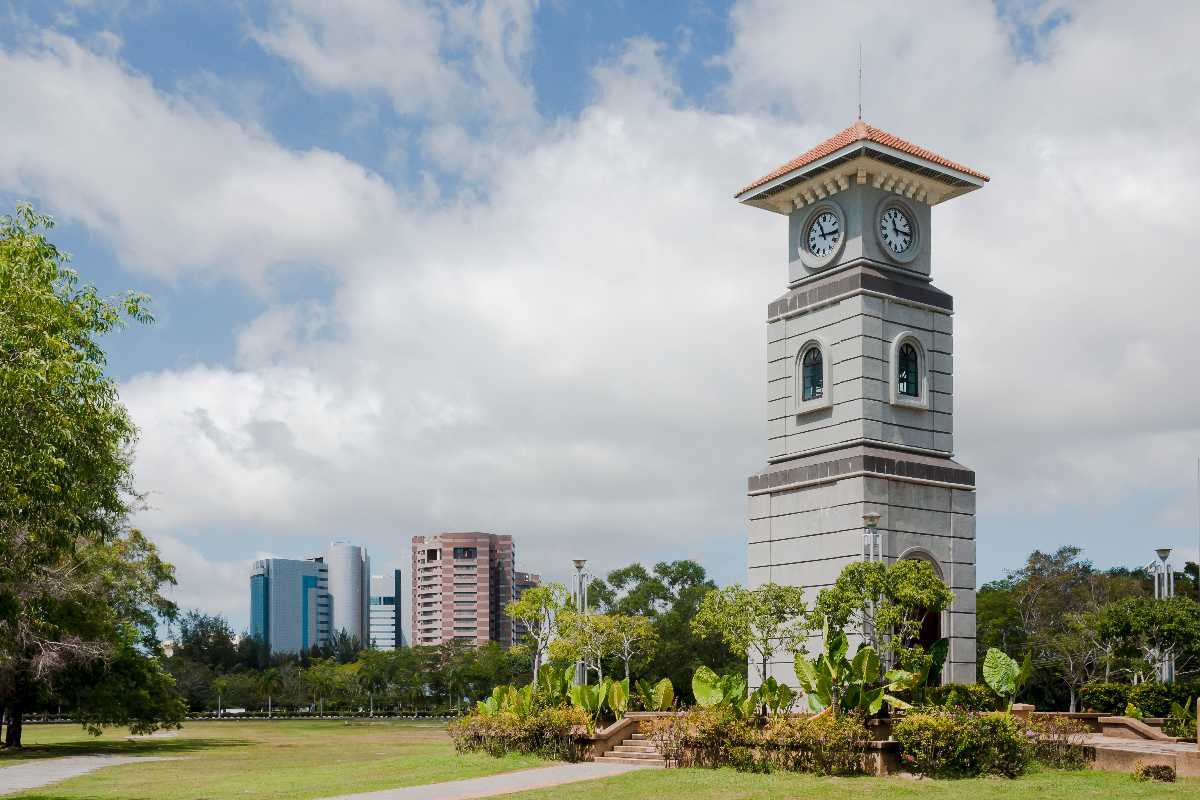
320, 762, 653, 800
0, 755, 174, 795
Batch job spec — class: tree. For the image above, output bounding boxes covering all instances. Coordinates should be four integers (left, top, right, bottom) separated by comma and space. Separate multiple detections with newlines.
815, 559, 953, 670
589, 560, 739, 701
0, 529, 178, 747
1097, 597, 1200, 683
1004, 547, 1145, 709
693, 583, 810, 684
0, 206, 168, 748
355, 650, 391, 716
174, 611, 239, 673
258, 668, 283, 717
506, 582, 569, 682
212, 676, 229, 717
303, 659, 339, 716
976, 579, 1026, 659
610, 614, 656, 679
327, 630, 362, 664
585, 561, 734, 695
551, 611, 618, 681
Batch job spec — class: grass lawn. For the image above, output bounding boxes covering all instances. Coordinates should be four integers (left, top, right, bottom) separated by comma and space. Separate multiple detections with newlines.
505, 764, 1200, 799
0, 719, 545, 799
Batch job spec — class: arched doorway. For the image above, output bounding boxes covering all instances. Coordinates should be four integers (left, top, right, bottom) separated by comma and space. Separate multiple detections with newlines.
896, 548, 947, 675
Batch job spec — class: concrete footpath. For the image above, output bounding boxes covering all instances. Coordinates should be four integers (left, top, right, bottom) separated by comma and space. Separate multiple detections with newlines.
0, 755, 175, 795
321, 762, 653, 800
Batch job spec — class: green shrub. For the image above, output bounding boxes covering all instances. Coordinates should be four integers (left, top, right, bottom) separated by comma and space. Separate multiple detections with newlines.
1079, 683, 1128, 713
1025, 714, 1090, 770
1133, 762, 1176, 782
894, 708, 1030, 778
1081, 681, 1200, 717
925, 683, 996, 711
893, 708, 963, 777
761, 712, 868, 776
1080, 681, 1123, 714
644, 714, 687, 766
1129, 683, 1173, 718
448, 706, 589, 760
656, 709, 867, 775
1163, 698, 1196, 739
677, 707, 755, 768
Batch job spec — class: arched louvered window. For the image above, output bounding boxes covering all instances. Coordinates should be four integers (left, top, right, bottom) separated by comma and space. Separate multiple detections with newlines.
897, 342, 920, 397
801, 346, 823, 401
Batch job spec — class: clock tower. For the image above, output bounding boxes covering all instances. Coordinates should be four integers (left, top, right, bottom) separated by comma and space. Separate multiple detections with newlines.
738, 120, 988, 686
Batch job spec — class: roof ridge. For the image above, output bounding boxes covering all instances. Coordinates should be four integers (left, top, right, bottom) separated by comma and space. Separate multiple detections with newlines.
737, 121, 988, 198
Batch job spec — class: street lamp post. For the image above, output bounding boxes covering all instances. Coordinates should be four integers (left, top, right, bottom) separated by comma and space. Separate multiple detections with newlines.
572, 559, 588, 686
1152, 548, 1175, 682
862, 512, 882, 563
862, 513, 883, 653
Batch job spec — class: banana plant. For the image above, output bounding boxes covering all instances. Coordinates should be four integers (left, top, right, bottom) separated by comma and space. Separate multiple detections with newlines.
1167, 698, 1196, 738
794, 628, 907, 715
635, 677, 675, 711
510, 684, 535, 719
537, 665, 571, 704
476, 684, 511, 717
693, 666, 756, 718
982, 647, 1032, 712
885, 638, 949, 707
608, 677, 630, 717
569, 678, 611, 727
692, 666, 747, 708
756, 676, 796, 718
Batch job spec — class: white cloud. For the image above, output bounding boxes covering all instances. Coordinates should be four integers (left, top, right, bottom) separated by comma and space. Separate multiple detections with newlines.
0, 33, 403, 285
251, 0, 538, 124
3, 0, 1200, 612
154, 534, 248, 626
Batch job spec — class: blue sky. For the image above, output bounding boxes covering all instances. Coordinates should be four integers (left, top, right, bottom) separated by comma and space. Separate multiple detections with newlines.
1, 1, 1198, 633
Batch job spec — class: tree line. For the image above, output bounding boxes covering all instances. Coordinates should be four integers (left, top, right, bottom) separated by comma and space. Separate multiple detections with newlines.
163, 557, 741, 716
977, 546, 1200, 711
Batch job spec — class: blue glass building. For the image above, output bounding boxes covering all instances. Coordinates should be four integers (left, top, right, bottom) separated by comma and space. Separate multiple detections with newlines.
248, 558, 330, 653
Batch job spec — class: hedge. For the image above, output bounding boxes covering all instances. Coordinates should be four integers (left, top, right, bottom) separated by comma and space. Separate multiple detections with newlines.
1079, 681, 1200, 717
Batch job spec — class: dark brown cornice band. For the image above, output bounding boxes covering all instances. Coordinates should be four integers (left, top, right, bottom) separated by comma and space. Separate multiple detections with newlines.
767, 264, 954, 319
748, 445, 976, 493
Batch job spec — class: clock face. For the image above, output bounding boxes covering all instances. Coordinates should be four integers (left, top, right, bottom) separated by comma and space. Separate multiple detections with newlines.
806, 211, 841, 257
879, 207, 914, 255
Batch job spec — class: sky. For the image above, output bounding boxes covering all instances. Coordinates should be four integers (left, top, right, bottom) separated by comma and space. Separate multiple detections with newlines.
2, 0, 1199, 638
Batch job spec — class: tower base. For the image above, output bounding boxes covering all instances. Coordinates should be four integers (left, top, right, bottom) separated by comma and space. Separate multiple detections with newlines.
747, 444, 976, 687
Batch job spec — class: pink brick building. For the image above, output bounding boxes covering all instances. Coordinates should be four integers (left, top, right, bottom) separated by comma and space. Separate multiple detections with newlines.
410, 532, 514, 647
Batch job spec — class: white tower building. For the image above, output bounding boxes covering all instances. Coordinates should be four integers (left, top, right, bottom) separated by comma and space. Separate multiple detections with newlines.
327, 541, 370, 645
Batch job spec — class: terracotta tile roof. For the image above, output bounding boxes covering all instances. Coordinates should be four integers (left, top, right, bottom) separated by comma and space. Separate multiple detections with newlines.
737, 120, 989, 197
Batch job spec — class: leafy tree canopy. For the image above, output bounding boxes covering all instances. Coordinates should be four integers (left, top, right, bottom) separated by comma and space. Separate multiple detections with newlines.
0, 206, 174, 748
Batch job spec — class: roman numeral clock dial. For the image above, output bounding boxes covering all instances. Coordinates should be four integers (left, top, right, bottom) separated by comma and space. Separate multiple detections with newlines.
806, 211, 841, 256
880, 207, 913, 255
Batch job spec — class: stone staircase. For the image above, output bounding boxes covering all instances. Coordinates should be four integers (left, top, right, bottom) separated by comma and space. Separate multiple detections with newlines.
593, 731, 665, 766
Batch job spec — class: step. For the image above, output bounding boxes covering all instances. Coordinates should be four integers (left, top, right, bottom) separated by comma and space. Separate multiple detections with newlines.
609, 748, 662, 759
594, 755, 666, 767
630, 733, 649, 740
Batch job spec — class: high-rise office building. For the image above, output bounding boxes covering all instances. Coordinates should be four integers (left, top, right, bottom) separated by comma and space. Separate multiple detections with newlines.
249, 557, 330, 653
411, 533, 514, 647
369, 570, 403, 650
512, 571, 542, 642
328, 541, 370, 645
